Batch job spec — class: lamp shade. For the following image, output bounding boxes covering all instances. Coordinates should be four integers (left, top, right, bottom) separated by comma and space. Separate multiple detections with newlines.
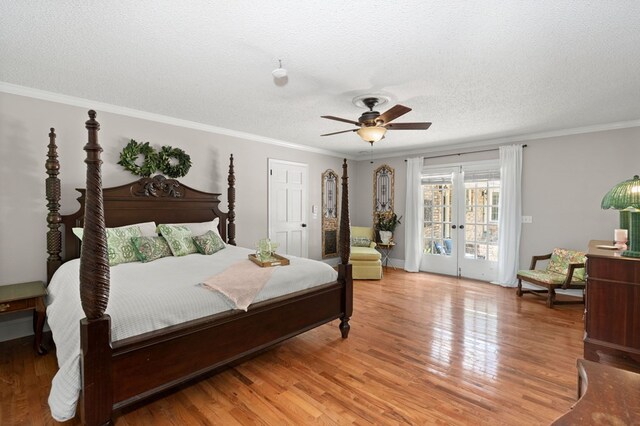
601, 175, 640, 209
357, 126, 387, 143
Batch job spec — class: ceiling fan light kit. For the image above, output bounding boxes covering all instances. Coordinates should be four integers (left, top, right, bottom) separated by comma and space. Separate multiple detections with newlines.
357, 126, 387, 143
321, 96, 432, 144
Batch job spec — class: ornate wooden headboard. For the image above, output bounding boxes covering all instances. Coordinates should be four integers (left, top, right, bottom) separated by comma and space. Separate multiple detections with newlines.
45, 126, 236, 283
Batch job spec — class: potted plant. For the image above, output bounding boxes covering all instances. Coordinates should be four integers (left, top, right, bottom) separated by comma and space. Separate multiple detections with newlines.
375, 212, 402, 244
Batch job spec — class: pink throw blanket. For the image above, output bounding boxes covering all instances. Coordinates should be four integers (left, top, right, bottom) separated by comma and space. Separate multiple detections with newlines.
201, 260, 276, 311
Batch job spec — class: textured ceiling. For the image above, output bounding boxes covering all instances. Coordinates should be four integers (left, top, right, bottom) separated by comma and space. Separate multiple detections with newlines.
2, 1, 640, 158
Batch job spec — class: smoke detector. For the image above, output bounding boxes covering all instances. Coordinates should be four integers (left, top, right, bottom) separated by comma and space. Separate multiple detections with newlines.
272, 59, 287, 79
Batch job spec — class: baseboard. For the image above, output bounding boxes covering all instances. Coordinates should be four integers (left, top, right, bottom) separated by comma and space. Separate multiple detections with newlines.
385, 258, 405, 269
0, 311, 50, 343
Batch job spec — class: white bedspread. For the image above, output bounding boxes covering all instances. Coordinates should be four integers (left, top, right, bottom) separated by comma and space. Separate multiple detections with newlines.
46, 245, 338, 421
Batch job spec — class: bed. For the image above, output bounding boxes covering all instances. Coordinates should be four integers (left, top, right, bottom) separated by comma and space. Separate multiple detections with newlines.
44, 111, 353, 425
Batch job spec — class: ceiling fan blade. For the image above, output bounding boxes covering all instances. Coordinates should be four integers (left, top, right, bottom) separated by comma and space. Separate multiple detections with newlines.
377, 105, 412, 124
386, 122, 432, 130
321, 129, 358, 136
321, 115, 361, 126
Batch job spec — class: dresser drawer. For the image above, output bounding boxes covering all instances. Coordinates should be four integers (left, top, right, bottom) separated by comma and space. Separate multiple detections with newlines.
587, 255, 640, 282
0, 298, 35, 313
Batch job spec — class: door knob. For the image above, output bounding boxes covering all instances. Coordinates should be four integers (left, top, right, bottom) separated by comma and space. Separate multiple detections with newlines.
452, 225, 457, 229
301, 223, 307, 228
459, 225, 465, 229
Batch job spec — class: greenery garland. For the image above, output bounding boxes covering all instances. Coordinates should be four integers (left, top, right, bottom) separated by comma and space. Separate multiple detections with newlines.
118, 140, 192, 178
117, 140, 158, 177
158, 145, 192, 178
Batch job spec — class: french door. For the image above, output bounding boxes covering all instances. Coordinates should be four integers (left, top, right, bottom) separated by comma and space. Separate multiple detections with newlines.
420, 161, 500, 281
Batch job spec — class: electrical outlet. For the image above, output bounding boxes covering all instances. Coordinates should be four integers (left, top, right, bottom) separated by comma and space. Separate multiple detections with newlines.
522, 215, 533, 223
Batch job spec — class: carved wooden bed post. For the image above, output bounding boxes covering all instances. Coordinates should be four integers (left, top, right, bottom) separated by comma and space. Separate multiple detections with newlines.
46, 128, 62, 283
338, 158, 353, 338
78, 111, 114, 426
227, 154, 236, 245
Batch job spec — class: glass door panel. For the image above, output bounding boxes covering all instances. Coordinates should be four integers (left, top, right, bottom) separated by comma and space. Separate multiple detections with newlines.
458, 164, 500, 280
420, 167, 458, 276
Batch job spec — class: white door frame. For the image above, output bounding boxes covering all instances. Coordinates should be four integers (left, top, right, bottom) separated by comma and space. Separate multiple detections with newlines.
267, 158, 309, 258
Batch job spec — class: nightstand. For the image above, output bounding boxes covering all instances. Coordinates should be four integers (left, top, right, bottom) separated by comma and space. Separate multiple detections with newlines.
0, 281, 47, 354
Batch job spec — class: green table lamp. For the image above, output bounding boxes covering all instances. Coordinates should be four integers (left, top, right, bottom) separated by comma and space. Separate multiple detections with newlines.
601, 175, 640, 257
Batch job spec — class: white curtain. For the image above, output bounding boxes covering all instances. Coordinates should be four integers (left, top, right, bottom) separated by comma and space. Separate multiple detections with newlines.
493, 145, 523, 286
404, 157, 424, 272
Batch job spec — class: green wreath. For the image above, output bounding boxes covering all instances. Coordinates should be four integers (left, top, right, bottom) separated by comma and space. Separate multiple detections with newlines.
117, 140, 158, 177
158, 145, 192, 178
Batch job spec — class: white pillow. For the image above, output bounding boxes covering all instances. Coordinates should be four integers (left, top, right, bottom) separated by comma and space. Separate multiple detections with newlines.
158, 218, 225, 244
72, 221, 157, 240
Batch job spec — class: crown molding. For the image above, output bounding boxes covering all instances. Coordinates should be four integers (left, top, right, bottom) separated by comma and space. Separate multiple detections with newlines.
0, 81, 354, 160
360, 119, 640, 161
3, 81, 638, 164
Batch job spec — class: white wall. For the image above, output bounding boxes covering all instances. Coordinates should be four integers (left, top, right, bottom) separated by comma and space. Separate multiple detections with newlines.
353, 127, 640, 270
519, 127, 640, 265
352, 157, 408, 260
0, 92, 351, 340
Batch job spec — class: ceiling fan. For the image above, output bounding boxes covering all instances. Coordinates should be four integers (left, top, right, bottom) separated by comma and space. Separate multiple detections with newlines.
321, 97, 431, 144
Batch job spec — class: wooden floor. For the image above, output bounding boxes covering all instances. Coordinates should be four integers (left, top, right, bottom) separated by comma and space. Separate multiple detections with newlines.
0, 269, 585, 425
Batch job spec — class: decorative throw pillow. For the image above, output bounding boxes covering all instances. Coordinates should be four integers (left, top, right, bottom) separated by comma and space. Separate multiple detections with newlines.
192, 230, 226, 255
106, 226, 143, 266
351, 237, 372, 247
549, 248, 587, 281
72, 221, 157, 240
157, 224, 198, 256
72, 227, 84, 240
131, 236, 172, 263
158, 218, 225, 246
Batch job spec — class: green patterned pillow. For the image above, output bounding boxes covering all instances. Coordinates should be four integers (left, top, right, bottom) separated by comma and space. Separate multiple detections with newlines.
548, 248, 587, 281
350, 237, 372, 247
106, 226, 143, 266
72, 221, 157, 240
192, 230, 226, 255
157, 224, 198, 256
131, 236, 172, 263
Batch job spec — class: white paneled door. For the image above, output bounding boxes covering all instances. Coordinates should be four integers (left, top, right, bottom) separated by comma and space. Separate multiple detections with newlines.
268, 159, 309, 258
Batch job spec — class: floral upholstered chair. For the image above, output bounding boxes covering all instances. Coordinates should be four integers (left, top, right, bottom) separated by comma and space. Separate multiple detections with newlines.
516, 248, 586, 308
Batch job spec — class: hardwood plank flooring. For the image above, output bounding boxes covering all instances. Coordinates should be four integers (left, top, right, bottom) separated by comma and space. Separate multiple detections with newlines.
0, 269, 584, 425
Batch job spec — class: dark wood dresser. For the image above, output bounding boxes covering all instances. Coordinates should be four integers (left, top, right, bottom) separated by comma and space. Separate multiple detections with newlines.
585, 240, 640, 371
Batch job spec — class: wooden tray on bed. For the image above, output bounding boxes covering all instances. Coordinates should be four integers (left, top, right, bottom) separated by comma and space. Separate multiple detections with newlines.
248, 253, 290, 267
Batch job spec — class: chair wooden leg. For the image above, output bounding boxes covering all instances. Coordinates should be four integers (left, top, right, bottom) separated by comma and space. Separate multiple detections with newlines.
516, 279, 523, 297
547, 288, 556, 308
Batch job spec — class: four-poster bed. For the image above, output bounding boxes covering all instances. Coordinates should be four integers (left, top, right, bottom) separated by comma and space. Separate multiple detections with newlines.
45, 111, 353, 425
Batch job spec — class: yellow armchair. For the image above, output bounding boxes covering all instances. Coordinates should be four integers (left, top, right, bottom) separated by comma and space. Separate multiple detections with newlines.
350, 226, 382, 280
